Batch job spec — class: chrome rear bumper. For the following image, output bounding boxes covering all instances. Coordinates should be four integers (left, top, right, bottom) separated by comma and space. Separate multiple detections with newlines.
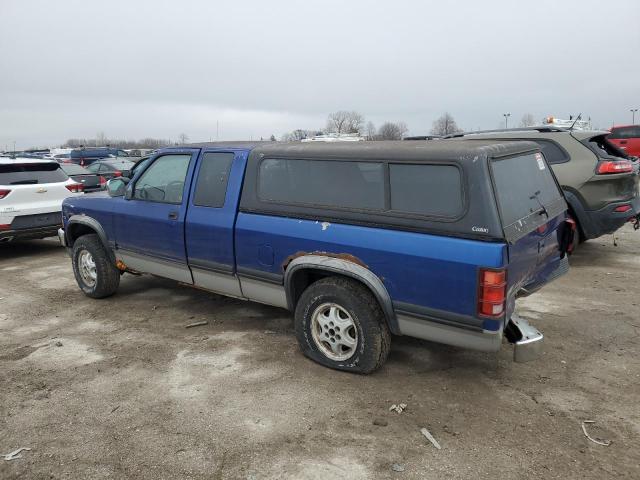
506, 315, 544, 362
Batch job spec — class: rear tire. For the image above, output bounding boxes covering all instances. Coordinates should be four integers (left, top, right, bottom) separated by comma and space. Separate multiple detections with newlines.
72, 234, 120, 298
294, 276, 391, 374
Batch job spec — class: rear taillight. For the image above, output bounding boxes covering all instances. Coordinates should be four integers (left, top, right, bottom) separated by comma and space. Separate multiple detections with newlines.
596, 160, 633, 174
66, 183, 84, 193
614, 204, 632, 213
0, 189, 11, 200
0, 224, 10, 231
113, 170, 122, 177
478, 268, 507, 318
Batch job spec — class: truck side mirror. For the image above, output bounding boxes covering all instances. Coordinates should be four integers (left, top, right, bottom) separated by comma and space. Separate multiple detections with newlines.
107, 177, 130, 197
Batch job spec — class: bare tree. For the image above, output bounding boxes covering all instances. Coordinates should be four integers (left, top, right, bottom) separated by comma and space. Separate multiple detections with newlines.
519, 113, 536, 127
64, 136, 171, 149
377, 121, 407, 140
363, 121, 377, 140
269, 134, 276, 141
430, 113, 462, 136
281, 129, 314, 141
326, 111, 365, 134
96, 131, 106, 146
178, 133, 189, 144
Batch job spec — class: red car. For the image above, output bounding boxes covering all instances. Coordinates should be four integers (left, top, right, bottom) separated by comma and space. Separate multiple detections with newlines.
608, 125, 640, 157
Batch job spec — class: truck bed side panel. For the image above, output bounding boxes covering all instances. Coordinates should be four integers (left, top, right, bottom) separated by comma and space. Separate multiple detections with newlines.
234, 213, 507, 319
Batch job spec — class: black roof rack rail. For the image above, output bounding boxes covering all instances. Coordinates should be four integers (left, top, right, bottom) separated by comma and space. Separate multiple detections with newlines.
442, 126, 568, 139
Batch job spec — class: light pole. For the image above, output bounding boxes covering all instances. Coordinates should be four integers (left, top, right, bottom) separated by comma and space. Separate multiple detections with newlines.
631, 108, 638, 124
503, 113, 511, 129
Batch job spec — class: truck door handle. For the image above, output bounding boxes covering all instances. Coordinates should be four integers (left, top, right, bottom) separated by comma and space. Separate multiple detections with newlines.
168, 211, 178, 220
620, 140, 628, 145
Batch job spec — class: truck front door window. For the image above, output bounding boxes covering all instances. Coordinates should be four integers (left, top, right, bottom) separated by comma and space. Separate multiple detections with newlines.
133, 154, 191, 204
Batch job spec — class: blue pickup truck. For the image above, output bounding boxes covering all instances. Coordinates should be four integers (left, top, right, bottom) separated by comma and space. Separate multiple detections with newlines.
59, 141, 573, 373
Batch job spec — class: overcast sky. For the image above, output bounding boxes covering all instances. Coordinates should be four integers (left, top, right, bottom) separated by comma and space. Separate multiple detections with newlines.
1, 0, 638, 149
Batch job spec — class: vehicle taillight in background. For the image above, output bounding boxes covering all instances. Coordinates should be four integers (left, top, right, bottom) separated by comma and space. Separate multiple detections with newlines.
99, 176, 107, 186
614, 204, 632, 213
478, 268, 507, 318
0, 189, 11, 199
0, 224, 10, 231
596, 160, 633, 174
65, 183, 84, 193
113, 171, 122, 177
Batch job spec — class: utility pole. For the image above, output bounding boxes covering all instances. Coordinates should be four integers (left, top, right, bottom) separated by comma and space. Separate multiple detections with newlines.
631, 108, 638, 124
503, 113, 511, 129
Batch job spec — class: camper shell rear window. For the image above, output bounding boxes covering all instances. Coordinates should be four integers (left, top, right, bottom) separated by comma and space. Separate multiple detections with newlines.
490, 152, 566, 241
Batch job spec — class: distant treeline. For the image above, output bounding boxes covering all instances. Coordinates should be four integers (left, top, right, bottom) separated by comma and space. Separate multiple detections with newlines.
63, 137, 171, 149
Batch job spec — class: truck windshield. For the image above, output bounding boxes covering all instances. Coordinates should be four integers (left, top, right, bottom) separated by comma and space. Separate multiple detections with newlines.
491, 152, 563, 227
0, 162, 69, 185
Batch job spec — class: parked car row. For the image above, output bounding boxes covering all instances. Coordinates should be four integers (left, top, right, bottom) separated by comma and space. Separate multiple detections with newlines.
59, 139, 577, 373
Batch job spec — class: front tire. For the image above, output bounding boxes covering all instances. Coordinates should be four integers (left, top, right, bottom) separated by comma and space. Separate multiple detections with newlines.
294, 277, 391, 374
72, 234, 120, 298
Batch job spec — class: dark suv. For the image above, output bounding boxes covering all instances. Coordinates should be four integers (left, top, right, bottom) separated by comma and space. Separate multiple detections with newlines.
69, 147, 130, 166
447, 128, 639, 245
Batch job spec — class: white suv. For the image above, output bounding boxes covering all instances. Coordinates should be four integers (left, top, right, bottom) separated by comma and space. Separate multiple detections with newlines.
0, 159, 84, 243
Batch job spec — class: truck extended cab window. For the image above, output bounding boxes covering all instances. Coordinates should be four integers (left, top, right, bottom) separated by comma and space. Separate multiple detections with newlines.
133, 154, 191, 204
193, 152, 234, 207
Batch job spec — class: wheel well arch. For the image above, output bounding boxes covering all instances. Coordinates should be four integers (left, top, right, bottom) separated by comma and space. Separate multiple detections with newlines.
284, 255, 400, 335
66, 216, 115, 263
562, 188, 589, 239
67, 222, 97, 245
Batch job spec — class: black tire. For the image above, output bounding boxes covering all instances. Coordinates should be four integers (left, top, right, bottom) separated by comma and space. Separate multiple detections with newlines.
294, 276, 391, 374
72, 234, 120, 298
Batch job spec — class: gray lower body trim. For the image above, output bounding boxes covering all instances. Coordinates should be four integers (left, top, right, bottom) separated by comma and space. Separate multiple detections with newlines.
239, 277, 287, 309
117, 250, 193, 284
192, 268, 243, 298
397, 314, 503, 352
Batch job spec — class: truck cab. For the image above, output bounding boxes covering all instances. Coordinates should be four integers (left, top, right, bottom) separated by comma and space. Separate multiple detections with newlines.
59, 141, 573, 373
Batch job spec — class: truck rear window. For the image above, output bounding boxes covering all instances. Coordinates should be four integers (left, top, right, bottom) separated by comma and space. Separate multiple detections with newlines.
491, 153, 563, 227
0, 162, 68, 185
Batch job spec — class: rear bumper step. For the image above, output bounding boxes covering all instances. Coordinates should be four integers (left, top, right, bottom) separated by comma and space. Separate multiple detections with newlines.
505, 315, 544, 362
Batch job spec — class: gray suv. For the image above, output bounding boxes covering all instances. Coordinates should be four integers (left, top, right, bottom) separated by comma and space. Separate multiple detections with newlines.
446, 127, 639, 244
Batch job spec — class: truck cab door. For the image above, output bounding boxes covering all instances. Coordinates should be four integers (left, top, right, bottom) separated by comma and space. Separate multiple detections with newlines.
184, 150, 246, 297
113, 150, 198, 283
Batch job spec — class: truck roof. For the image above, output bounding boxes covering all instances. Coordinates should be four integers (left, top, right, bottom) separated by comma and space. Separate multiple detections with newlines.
250, 139, 539, 162
181, 139, 540, 162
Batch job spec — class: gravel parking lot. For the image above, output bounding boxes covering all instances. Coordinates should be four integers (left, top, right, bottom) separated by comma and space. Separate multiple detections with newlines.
1, 226, 639, 479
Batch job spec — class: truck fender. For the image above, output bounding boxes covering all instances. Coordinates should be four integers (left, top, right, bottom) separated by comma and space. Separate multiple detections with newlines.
66, 215, 116, 264
283, 254, 400, 335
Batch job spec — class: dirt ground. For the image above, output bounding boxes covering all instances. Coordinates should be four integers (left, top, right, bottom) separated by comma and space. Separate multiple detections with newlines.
1, 225, 639, 480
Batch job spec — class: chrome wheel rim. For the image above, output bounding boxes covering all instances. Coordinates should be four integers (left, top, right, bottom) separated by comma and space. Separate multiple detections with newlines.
78, 250, 97, 287
310, 303, 358, 361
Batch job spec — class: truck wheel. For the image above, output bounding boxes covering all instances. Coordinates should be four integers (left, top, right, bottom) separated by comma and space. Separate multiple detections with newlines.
294, 277, 391, 374
72, 234, 120, 298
